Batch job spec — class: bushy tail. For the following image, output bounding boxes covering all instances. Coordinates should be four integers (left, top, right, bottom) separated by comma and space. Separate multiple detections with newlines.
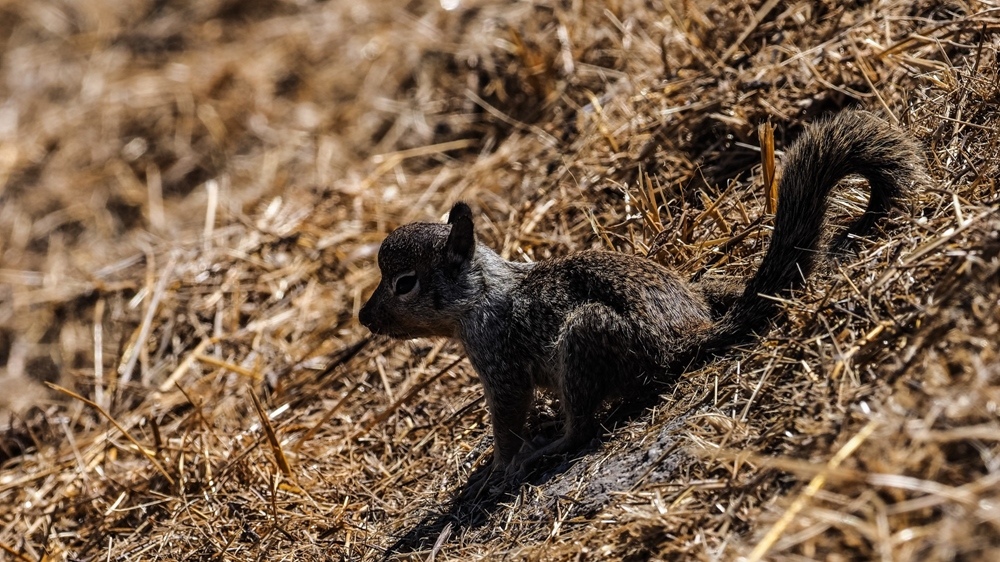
702, 110, 924, 351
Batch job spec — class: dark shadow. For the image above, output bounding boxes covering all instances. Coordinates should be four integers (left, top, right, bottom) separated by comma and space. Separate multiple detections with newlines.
380, 390, 670, 559
379, 462, 519, 560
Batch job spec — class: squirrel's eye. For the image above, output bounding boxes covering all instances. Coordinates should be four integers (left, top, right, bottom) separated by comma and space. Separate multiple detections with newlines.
394, 273, 417, 295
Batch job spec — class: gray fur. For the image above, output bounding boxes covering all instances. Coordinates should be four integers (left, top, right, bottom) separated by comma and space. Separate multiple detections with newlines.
359, 110, 925, 474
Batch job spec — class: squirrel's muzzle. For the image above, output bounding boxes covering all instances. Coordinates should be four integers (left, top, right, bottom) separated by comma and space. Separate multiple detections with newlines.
358, 297, 377, 331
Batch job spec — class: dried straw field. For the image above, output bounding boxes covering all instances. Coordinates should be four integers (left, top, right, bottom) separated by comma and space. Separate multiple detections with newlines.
1, 0, 999, 560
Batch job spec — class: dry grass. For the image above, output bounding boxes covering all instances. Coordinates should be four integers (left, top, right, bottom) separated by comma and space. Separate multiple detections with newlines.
1, 0, 999, 560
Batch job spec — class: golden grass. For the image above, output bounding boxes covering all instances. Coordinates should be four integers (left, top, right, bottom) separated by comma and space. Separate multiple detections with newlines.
1, 0, 999, 560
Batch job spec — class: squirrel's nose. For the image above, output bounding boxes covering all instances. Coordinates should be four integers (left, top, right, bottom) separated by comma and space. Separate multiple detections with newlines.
358, 298, 375, 329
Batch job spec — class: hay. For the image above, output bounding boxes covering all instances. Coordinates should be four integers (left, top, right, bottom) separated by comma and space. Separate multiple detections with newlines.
1, 0, 999, 560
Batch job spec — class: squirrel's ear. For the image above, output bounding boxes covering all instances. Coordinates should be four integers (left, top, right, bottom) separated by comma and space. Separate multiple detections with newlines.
445, 202, 475, 270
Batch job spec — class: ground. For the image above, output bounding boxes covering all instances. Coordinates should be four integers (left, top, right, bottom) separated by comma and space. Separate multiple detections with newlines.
1, 0, 999, 560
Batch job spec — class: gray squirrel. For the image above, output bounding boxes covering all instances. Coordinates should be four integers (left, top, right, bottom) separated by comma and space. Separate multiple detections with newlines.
359, 110, 924, 476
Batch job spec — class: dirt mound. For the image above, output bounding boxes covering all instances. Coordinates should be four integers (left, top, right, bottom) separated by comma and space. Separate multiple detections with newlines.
1, 0, 998, 560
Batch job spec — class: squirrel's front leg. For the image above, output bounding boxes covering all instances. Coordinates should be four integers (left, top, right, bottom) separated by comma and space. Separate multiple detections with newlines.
481, 372, 533, 467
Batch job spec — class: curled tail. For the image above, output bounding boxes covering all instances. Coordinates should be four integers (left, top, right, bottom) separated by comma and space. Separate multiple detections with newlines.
704, 110, 924, 351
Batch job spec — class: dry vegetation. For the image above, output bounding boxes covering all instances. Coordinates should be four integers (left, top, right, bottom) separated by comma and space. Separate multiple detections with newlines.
1, 0, 999, 560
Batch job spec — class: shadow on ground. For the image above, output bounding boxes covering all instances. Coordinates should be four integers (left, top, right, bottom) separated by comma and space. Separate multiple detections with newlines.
383, 398, 695, 558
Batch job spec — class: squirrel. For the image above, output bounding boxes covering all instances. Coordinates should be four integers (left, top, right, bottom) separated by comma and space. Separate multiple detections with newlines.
359, 110, 925, 476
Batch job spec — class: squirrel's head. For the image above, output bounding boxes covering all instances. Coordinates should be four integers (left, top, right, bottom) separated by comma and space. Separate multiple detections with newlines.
359, 202, 478, 339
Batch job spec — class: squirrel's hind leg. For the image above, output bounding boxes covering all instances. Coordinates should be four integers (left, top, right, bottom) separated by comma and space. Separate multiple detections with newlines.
513, 303, 648, 474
